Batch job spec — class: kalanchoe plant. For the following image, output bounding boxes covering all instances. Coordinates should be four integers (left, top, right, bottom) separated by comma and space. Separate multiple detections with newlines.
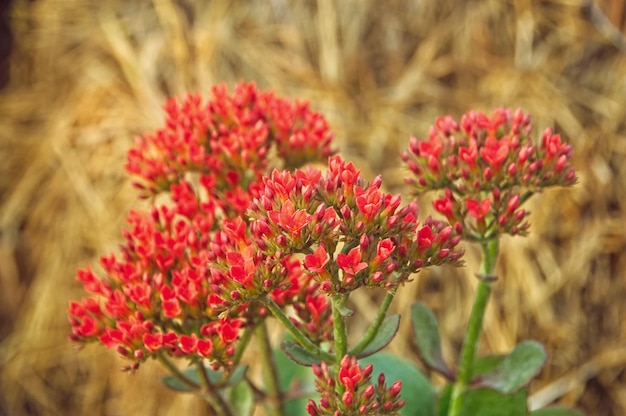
68, 84, 580, 416
403, 108, 580, 416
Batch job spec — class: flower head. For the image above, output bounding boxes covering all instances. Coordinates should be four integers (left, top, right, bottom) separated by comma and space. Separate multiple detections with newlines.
307, 355, 405, 415
402, 108, 577, 239
249, 155, 463, 294
69, 83, 335, 370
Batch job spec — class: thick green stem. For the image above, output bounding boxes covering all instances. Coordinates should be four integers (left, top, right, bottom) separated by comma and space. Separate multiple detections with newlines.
265, 298, 334, 362
448, 239, 499, 416
349, 291, 395, 356
256, 321, 286, 416
331, 294, 349, 361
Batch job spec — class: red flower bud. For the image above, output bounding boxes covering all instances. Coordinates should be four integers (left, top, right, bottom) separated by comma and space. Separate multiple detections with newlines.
342, 391, 354, 407
389, 380, 402, 396
506, 194, 520, 214
306, 400, 320, 416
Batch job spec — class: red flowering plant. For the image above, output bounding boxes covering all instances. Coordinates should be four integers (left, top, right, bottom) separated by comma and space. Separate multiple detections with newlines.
68, 83, 578, 415
402, 108, 580, 416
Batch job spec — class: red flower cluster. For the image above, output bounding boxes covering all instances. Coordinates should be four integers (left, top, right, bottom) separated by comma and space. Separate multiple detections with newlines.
306, 355, 405, 415
69, 83, 334, 370
402, 108, 577, 238
127, 82, 334, 217
248, 155, 463, 295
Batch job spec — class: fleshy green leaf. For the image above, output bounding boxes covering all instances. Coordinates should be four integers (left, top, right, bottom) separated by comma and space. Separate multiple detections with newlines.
161, 363, 249, 392
226, 364, 249, 387
530, 407, 584, 416
360, 352, 436, 416
411, 302, 453, 379
280, 341, 322, 366
471, 354, 506, 378
161, 366, 201, 392
462, 388, 528, 416
228, 380, 254, 416
274, 346, 317, 416
356, 314, 401, 358
479, 341, 547, 394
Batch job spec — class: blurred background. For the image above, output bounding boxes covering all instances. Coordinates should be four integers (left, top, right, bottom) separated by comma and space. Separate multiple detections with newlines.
0, 0, 625, 414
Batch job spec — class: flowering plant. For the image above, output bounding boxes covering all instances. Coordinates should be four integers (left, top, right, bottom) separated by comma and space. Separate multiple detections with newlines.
68, 83, 580, 415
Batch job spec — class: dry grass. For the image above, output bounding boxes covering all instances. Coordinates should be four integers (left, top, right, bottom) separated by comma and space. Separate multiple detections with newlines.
1, 0, 625, 414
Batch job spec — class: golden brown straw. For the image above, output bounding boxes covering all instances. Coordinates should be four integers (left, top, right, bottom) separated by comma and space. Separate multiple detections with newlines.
1, 0, 625, 414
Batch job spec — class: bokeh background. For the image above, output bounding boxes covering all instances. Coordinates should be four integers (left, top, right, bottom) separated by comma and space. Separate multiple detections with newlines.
1, 0, 625, 415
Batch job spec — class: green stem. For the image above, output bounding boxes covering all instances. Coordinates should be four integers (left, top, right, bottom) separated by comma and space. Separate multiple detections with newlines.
448, 238, 499, 416
232, 326, 253, 366
349, 290, 395, 356
196, 360, 234, 416
265, 298, 334, 362
256, 321, 286, 416
331, 294, 349, 361
157, 352, 200, 390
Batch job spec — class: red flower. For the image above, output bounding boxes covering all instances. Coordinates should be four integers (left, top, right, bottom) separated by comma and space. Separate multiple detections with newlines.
143, 332, 164, 352
179, 334, 198, 354
268, 199, 310, 235
466, 198, 492, 221
479, 137, 510, 169
375, 239, 395, 264
304, 245, 330, 274
355, 185, 383, 222
336, 247, 368, 276
433, 194, 455, 220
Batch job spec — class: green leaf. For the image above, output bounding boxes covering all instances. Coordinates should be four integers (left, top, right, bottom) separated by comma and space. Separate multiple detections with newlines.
471, 354, 506, 378
357, 314, 401, 358
161, 366, 201, 392
228, 380, 254, 416
161, 363, 249, 392
411, 302, 453, 379
280, 341, 322, 366
531, 406, 584, 416
479, 341, 547, 394
226, 364, 249, 387
360, 352, 436, 416
274, 346, 317, 416
462, 388, 528, 416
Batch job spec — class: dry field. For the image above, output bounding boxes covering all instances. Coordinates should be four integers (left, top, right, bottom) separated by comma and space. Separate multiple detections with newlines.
1, 0, 625, 415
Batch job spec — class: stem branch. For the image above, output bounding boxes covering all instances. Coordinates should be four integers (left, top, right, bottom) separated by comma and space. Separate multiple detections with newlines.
350, 290, 395, 356
265, 298, 334, 362
196, 361, 234, 416
157, 352, 200, 390
256, 321, 286, 416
